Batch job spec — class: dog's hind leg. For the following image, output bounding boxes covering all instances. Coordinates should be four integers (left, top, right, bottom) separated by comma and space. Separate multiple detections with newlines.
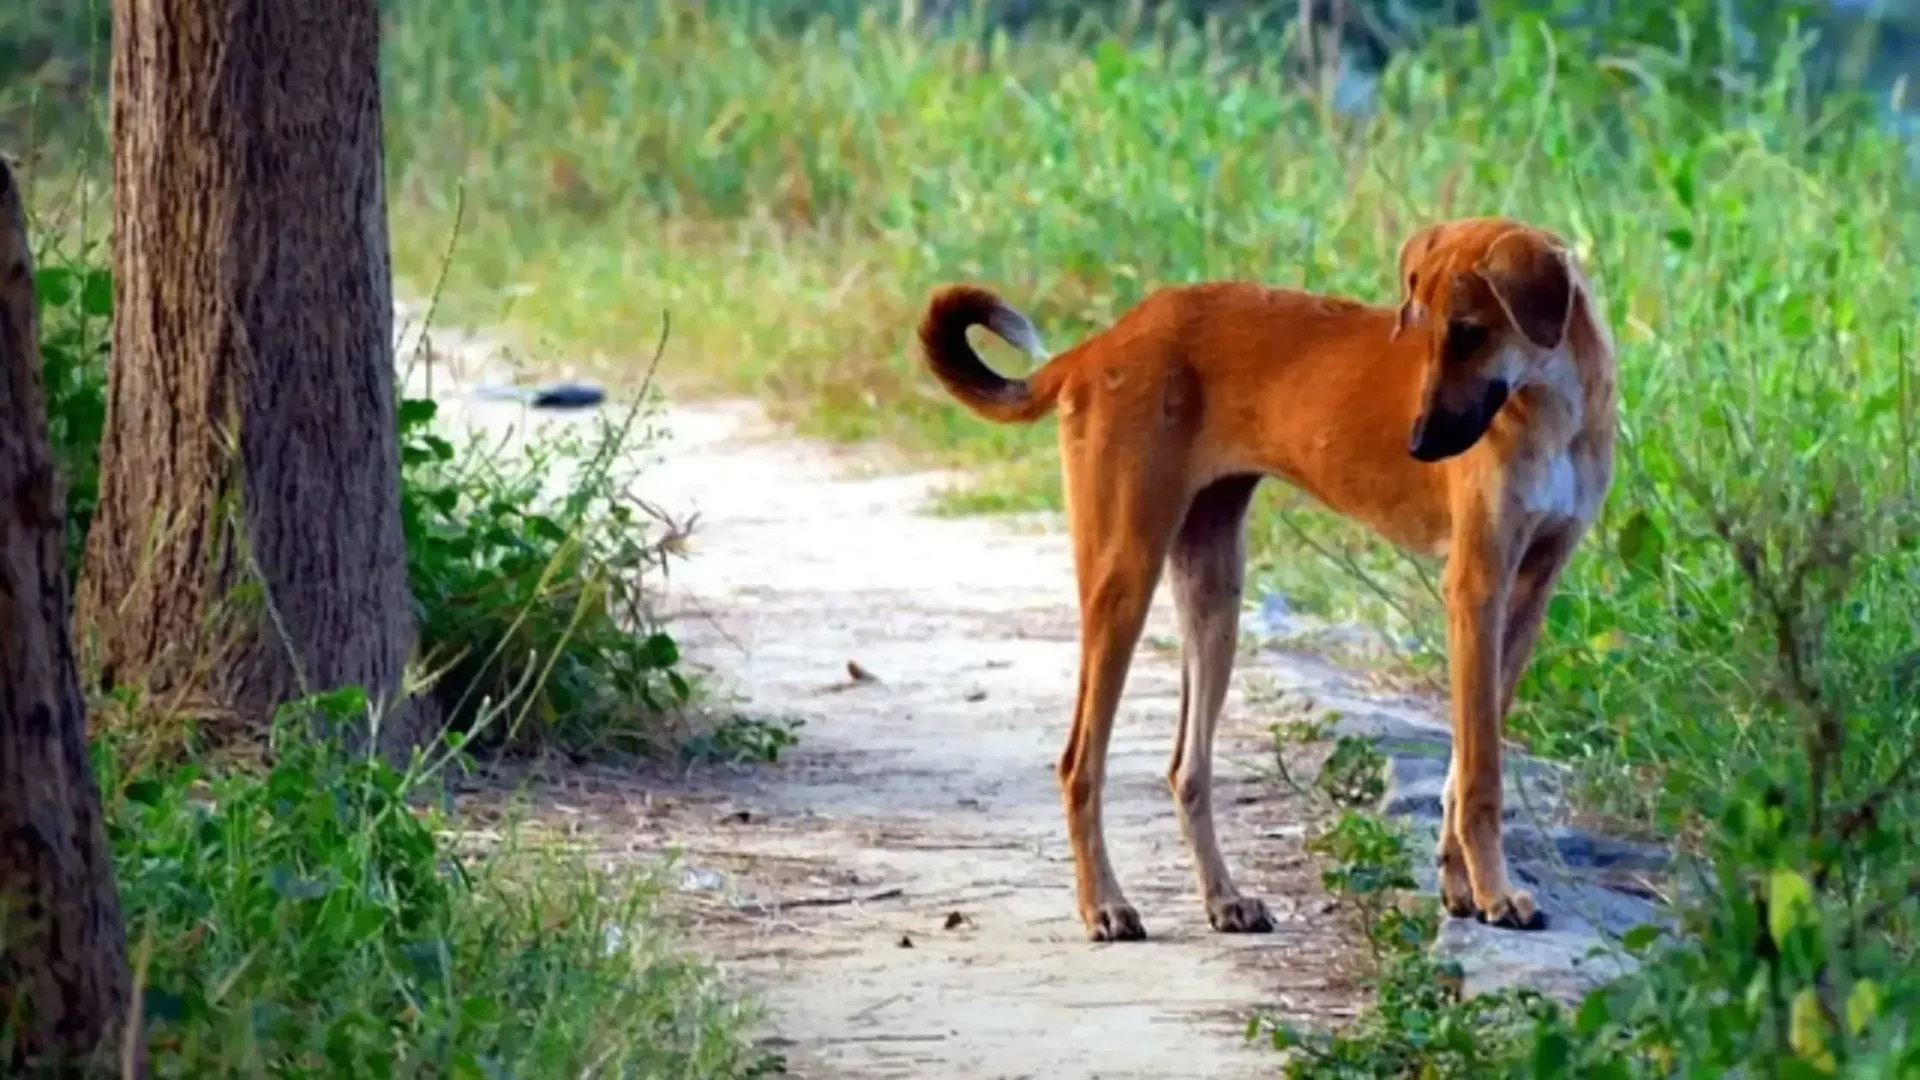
1166, 474, 1274, 933
1056, 425, 1187, 943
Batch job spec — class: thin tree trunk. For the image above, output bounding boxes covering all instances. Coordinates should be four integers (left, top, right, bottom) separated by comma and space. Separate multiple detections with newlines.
80, 0, 424, 754
0, 159, 133, 1075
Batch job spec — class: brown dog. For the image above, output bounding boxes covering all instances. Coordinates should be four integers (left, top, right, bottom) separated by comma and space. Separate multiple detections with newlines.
917, 217, 1615, 940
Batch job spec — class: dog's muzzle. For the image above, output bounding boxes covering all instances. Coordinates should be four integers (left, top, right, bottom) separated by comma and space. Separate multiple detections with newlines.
1409, 378, 1510, 463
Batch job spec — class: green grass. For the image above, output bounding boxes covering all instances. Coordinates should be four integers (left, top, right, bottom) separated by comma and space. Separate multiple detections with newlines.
379, 0, 1920, 822
376, 1, 1920, 1072
79, 690, 776, 1078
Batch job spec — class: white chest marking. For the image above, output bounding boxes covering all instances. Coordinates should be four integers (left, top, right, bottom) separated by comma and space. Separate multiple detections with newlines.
1519, 451, 1580, 519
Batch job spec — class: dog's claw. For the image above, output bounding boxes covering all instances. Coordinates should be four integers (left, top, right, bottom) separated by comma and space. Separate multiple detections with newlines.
1087, 903, 1147, 942
1207, 895, 1275, 934
1474, 890, 1547, 932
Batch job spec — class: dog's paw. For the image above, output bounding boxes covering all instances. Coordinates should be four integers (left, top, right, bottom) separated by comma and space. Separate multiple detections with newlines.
1474, 889, 1547, 932
1207, 895, 1275, 934
1437, 853, 1476, 918
1085, 902, 1147, 943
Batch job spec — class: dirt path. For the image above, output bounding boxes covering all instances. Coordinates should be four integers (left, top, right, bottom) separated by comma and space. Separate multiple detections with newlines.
622, 400, 1365, 1079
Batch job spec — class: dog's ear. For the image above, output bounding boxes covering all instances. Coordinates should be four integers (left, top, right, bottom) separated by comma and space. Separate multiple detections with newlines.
1391, 224, 1447, 341
1475, 235, 1574, 351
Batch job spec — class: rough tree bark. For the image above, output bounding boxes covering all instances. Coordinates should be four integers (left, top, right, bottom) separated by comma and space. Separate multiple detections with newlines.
79, 1, 424, 753
0, 160, 133, 1074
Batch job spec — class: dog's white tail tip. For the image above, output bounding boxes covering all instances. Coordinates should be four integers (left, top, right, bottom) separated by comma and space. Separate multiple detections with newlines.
986, 307, 1050, 362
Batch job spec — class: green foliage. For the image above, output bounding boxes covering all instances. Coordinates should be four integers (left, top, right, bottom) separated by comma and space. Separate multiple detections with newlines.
79, 689, 773, 1078
1254, 774, 1559, 1077
676, 712, 806, 767
394, 379, 699, 752
1317, 735, 1390, 810
1509, 481, 1920, 1076
1267, 456, 1920, 1075
30, 244, 109, 574
0, 0, 109, 138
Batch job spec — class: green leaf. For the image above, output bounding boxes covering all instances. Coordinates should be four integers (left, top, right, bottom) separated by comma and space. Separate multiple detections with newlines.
398, 398, 439, 429
1664, 227, 1694, 252
1093, 37, 1131, 91
1528, 1028, 1571, 1076
1615, 511, 1665, 574
80, 268, 112, 317
526, 515, 570, 544
123, 779, 167, 807
348, 906, 387, 944
461, 995, 502, 1026
310, 685, 370, 721
1846, 978, 1882, 1036
1768, 866, 1815, 944
1574, 988, 1612, 1036
1621, 922, 1662, 955
35, 266, 75, 308
638, 632, 680, 668
1779, 295, 1815, 340
1669, 150, 1697, 209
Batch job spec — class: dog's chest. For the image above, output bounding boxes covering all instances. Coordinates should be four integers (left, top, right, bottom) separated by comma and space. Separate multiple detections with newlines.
1507, 356, 1604, 526
1518, 450, 1580, 518
1508, 442, 1604, 531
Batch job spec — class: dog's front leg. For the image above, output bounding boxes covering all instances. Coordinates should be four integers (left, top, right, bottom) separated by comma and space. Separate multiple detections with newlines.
1439, 517, 1542, 930
1499, 532, 1576, 720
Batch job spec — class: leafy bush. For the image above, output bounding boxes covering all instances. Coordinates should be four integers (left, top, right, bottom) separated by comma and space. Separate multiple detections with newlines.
1266, 457, 1920, 1076
395, 360, 697, 752
92, 689, 772, 1077
30, 247, 109, 574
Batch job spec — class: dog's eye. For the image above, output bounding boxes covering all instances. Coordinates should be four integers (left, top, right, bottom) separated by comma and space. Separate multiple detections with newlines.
1444, 320, 1489, 363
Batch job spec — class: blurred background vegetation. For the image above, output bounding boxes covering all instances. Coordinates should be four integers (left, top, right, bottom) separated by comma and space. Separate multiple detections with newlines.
8, 1, 1920, 1073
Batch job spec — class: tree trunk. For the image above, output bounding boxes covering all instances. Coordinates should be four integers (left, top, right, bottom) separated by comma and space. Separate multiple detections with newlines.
0, 160, 133, 1075
80, 0, 424, 754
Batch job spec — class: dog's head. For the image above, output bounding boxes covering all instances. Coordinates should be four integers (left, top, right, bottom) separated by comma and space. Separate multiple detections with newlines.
1392, 218, 1577, 463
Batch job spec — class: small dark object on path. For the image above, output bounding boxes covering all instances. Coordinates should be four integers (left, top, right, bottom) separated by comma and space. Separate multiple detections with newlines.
470, 380, 607, 410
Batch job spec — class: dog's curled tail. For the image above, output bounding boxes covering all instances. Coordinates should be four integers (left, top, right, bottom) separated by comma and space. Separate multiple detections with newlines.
918, 285, 1064, 424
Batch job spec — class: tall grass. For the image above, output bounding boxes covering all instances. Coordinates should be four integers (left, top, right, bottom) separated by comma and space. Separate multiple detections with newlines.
380, 0, 1920, 828
380, 4, 1920, 1068
9, 0, 1913, 1069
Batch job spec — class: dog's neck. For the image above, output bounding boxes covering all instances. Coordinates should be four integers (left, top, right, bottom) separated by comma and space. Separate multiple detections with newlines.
1504, 349, 1586, 447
